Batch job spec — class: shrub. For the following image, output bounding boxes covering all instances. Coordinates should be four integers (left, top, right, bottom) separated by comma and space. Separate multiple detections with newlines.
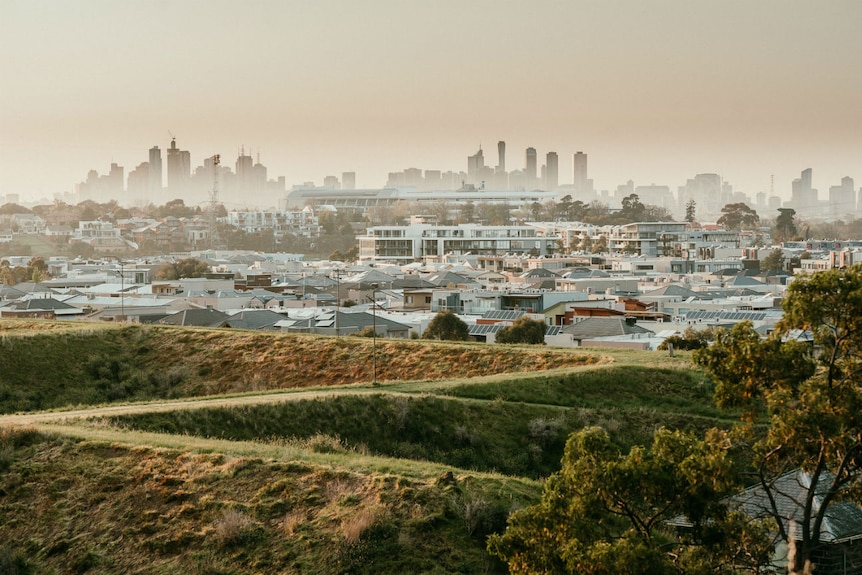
213, 509, 256, 547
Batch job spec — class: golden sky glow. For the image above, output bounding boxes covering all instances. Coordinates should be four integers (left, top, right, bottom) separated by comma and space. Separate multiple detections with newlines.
1, 0, 860, 205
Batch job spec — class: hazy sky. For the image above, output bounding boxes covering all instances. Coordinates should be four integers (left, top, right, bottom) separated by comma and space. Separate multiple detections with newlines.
1, 0, 860, 206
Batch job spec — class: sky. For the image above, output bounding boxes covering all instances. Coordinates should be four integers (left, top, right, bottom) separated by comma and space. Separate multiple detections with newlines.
1, 0, 861, 207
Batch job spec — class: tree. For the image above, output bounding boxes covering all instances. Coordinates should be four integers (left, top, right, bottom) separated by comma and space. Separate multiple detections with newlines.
154, 258, 211, 280
694, 265, 862, 573
685, 198, 697, 223
620, 193, 646, 222
423, 310, 470, 341
642, 204, 674, 222
591, 235, 608, 254
657, 326, 715, 351
774, 208, 798, 243
496, 317, 546, 345
760, 249, 785, 273
489, 427, 772, 575
717, 203, 759, 231
458, 201, 476, 224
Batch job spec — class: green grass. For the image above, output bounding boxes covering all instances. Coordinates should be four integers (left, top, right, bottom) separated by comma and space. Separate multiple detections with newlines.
106, 386, 726, 479
0, 428, 530, 574
0, 322, 735, 574
438, 365, 724, 417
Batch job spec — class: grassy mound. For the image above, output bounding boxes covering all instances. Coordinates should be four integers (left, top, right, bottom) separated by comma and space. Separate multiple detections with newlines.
0, 427, 535, 575
0, 321, 603, 414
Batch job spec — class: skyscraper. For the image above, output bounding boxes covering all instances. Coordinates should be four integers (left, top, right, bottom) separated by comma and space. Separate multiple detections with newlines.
467, 147, 484, 184
829, 176, 856, 218
148, 146, 162, 198
791, 168, 817, 213
235, 146, 254, 196
573, 152, 588, 192
342, 172, 356, 190
167, 138, 190, 192
525, 147, 537, 188
545, 151, 558, 190
497, 140, 506, 173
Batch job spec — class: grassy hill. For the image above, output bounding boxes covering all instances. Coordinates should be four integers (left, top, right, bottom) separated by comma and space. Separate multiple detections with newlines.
0, 319, 717, 574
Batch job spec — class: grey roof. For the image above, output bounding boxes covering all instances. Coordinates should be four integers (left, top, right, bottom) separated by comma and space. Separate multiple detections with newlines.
734, 470, 862, 543
426, 271, 475, 287
562, 268, 610, 279
0, 284, 25, 299
288, 310, 411, 333
155, 308, 230, 327
219, 309, 285, 330
642, 285, 701, 298
561, 317, 654, 339
519, 268, 559, 278
332, 310, 410, 332
724, 275, 766, 287
8, 297, 78, 311
9, 282, 57, 294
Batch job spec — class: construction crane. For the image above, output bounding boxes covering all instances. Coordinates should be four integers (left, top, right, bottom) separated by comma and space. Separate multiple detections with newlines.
208, 154, 220, 250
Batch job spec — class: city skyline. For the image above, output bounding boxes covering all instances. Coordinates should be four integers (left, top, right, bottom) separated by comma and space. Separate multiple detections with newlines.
1, 0, 860, 204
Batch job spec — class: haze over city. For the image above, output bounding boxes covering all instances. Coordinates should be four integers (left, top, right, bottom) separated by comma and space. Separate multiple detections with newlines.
1, 0, 860, 207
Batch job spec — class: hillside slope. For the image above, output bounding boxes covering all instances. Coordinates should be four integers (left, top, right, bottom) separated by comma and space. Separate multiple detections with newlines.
0, 321, 603, 413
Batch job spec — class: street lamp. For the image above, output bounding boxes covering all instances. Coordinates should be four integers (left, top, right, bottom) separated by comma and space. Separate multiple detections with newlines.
334, 269, 341, 336
370, 282, 378, 385
119, 259, 124, 321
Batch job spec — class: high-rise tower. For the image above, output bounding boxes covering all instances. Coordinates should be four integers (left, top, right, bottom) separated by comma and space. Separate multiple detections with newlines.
545, 151, 558, 191
166, 138, 190, 192
467, 146, 484, 185
148, 146, 162, 198
525, 147, 537, 188
497, 141, 506, 173
573, 151, 588, 192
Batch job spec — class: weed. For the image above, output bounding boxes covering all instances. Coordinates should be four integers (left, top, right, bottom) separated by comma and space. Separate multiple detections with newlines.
281, 509, 305, 537
0, 544, 31, 575
449, 493, 496, 537
213, 509, 256, 547
341, 507, 376, 543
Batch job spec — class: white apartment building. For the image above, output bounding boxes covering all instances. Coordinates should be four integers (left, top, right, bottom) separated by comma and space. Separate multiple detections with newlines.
225, 207, 321, 239
358, 223, 558, 264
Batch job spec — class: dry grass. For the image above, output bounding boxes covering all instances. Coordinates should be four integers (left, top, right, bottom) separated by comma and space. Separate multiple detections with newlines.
341, 507, 377, 543
212, 508, 256, 546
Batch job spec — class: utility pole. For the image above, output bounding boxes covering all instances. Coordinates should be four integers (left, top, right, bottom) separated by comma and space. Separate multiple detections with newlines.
208, 154, 220, 250
371, 283, 378, 385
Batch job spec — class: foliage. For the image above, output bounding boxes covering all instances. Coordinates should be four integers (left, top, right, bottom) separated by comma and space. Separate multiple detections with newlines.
0, 203, 32, 215
590, 235, 608, 254
620, 193, 646, 221
488, 426, 770, 574
350, 326, 380, 338
153, 257, 211, 280
154, 198, 197, 218
0, 257, 51, 286
760, 248, 785, 273
717, 202, 759, 231
558, 195, 587, 222
694, 265, 862, 573
773, 208, 798, 243
685, 198, 697, 223
423, 310, 470, 341
496, 317, 547, 345
657, 327, 715, 351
